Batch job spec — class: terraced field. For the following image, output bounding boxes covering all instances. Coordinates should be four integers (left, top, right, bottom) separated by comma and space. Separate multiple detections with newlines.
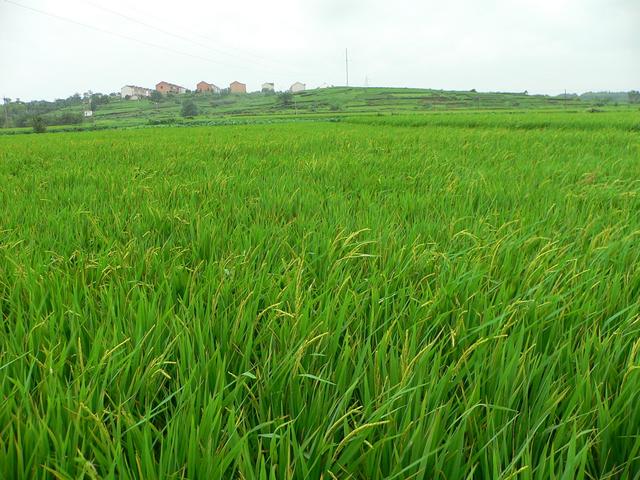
3, 86, 616, 135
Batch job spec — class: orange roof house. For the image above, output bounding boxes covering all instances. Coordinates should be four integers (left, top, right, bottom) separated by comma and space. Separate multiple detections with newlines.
229, 81, 247, 94
156, 81, 186, 94
196, 81, 221, 93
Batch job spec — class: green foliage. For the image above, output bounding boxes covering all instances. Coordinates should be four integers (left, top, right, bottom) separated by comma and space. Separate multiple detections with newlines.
90, 94, 110, 112
278, 91, 293, 106
13, 114, 29, 128
181, 100, 198, 117
1, 112, 639, 477
49, 112, 84, 126
31, 115, 46, 133
147, 117, 178, 125
149, 90, 163, 103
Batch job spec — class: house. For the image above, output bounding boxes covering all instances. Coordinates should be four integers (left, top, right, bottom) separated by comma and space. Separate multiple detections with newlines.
121, 85, 153, 99
261, 82, 275, 93
197, 81, 221, 94
290, 82, 306, 93
156, 81, 187, 94
83, 110, 93, 117
230, 81, 247, 94
318, 83, 331, 89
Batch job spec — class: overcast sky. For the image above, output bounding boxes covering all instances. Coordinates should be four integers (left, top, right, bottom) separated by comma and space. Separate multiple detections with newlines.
0, 0, 638, 101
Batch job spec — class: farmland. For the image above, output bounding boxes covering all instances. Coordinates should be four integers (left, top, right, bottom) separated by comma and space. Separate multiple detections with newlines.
2, 87, 635, 135
1, 110, 640, 478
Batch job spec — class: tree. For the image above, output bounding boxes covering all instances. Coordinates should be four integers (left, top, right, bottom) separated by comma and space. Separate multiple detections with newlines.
629, 91, 640, 104
90, 94, 110, 112
149, 90, 163, 103
181, 100, 198, 117
32, 116, 46, 133
53, 112, 83, 126
2, 97, 10, 127
278, 91, 293, 107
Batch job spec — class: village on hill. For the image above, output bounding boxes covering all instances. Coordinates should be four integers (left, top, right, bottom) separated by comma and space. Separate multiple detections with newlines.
121, 80, 318, 100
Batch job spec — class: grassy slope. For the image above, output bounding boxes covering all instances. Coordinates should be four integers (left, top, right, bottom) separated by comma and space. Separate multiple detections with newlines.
89, 87, 605, 121
2, 86, 623, 134
1, 111, 640, 478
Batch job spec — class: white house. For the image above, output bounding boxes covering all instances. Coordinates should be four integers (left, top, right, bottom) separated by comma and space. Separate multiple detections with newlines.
290, 82, 306, 93
121, 85, 153, 99
262, 82, 275, 93
83, 110, 93, 117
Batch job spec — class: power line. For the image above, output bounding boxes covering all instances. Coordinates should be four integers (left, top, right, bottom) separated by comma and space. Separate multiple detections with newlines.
3, 0, 282, 74
96, 1, 274, 66
81, 1, 306, 76
85, 2, 247, 63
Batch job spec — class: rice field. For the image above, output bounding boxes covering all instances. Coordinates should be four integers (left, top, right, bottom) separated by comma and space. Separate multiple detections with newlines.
1, 111, 639, 479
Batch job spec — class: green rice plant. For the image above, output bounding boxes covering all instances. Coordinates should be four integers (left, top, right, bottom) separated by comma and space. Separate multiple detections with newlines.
0, 111, 639, 478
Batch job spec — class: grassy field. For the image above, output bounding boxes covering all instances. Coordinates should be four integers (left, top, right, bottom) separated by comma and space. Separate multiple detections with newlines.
1, 111, 640, 478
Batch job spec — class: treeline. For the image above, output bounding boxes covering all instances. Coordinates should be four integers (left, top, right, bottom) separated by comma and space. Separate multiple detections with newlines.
579, 91, 640, 105
1, 92, 116, 128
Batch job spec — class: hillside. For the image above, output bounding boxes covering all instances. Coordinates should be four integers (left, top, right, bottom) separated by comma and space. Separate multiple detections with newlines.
2, 87, 637, 133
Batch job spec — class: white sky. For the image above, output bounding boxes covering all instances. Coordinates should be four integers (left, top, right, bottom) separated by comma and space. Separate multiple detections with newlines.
0, 0, 638, 101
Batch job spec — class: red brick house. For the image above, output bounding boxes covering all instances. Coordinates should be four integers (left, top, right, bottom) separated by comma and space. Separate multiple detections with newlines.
196, 81, 221, 94
156, 81, 187, 94
229, 81, 247, 94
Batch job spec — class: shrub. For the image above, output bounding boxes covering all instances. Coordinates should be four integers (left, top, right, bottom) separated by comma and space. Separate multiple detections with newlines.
14, 114, 29, 128
32, 116, 46, 133
278, 92, 293, 107
149, 91, 163, 103
181, 100, 198, 117
51, 112, 83, 126
147, 117, 177, 125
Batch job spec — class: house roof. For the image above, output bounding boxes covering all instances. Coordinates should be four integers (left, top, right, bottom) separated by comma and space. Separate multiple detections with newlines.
198, 81, 220, 88
230, 81, 246, 86
156, 81, 185, 89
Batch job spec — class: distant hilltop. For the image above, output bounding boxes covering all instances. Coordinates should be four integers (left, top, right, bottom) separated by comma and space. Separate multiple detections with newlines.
2, 87, 638, 132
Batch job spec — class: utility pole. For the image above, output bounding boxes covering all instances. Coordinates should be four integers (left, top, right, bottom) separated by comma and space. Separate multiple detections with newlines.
345, 48, 349, 87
